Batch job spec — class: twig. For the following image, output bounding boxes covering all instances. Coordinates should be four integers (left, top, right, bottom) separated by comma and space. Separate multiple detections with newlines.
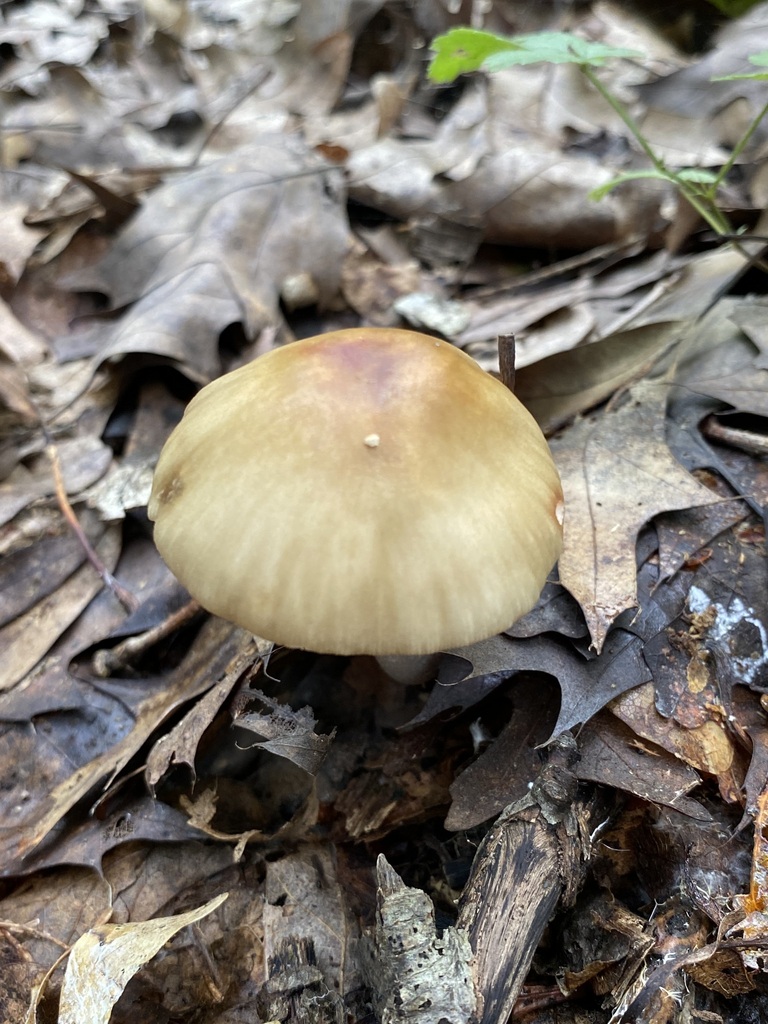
91, 599, 202, 677
498, 334, 516, 392
45, 438, 138, 613
701, 415, 768, 458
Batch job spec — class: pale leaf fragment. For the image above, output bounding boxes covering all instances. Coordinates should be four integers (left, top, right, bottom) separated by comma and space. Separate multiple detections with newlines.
58, 893, 227, 1024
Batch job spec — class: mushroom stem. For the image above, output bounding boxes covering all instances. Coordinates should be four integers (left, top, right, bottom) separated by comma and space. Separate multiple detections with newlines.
375, 654, 441, 686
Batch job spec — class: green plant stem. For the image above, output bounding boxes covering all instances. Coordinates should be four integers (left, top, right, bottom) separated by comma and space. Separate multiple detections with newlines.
581, 65, 663, 171
712, 98, 768, 190
581, 64, 732, 238
683, 189, 732, 236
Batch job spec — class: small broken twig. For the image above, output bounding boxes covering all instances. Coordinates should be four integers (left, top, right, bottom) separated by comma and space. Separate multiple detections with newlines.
91, 599, 202, 677
46, 437, 138, 614
498, 333, 516, 393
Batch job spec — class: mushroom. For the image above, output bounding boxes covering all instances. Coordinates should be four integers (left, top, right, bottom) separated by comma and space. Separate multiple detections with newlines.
148, 327, 563, 677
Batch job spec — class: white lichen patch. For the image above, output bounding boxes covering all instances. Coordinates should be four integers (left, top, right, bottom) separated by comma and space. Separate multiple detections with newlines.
687, 585, 768, 684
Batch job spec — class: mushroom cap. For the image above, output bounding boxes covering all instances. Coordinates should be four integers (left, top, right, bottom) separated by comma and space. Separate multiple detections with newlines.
148, 327, 563, 656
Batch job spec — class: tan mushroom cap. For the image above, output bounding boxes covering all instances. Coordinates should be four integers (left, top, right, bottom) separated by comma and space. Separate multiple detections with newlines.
148, 327, 563, 656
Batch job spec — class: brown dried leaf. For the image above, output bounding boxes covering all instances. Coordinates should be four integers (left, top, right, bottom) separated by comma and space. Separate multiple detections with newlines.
235, 689, 335, 777
515, 322, 679, 432
0, 503, 98, 625
0, 522, 121, 692
655, 494, 748, 583
0, 436, 112, 528
347, 83, 666, 251
505, 580, 588, 641
406, 628, 650, 742
0, 618, 254, 871
552, 382, 717, 652
0, 866, 112, 993
340, 240, 427, 326
611, 683, 735, 777
457, 246, 660, 368
103, 842, 236, 926
66, 137, 349, 382
445, 675, 559, 830
146, 638, 271, 788
60, 536, 186, 668
689, 360, 768, 419
0, 295, 49, 365
11, 798, 207, 879
0, 201, 45, 283
649, 520, 768, 721
685, 948, 755, 997
4, 3, 109, 72
0, 351, 37, 429
639, 8, 768, 165
576, 713, 709, 819
732, 298, 768, 367
516, 245, 755, 432
0, 927, 36, 1024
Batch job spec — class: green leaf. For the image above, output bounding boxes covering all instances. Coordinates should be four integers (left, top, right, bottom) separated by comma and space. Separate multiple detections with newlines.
428, 28, 524, 83
483, 32, 642, 70
704, 0, 764, 16
428, 28, 642, 85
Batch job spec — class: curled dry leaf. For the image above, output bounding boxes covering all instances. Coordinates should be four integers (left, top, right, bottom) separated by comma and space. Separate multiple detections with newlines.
515, 321, 680, 433
638, 7, 768, 165
688, 360, 768, 419
445, 674, 560, 830
0, 866, 112, 998
236, 689, 335, 777
515, 245, 758, 433
0, 436, 112, 529
414, 626, 651, 742
347, 80, 667, 252
10, 796, 209, 878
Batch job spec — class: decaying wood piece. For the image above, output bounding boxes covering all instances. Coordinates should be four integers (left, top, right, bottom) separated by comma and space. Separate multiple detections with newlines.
260, 936, 345, 1024
457, 734, 596, 1024
263, 845, 362, 1012
364, 855, 480, 1024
